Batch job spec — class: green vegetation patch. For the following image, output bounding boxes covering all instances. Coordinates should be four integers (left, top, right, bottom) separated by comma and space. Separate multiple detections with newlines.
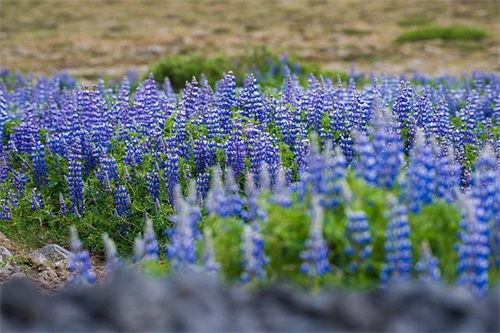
396, 26, 488, 43
147, 47, 348, 90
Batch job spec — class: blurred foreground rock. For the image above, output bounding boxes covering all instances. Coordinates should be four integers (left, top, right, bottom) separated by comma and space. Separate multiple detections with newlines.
1, 269, 499, 332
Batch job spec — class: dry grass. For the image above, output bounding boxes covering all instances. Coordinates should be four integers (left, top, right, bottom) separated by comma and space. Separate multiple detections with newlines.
0, 0, 498, 79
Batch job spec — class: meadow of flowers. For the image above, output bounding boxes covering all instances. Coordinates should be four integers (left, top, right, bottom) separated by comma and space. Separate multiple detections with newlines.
0, 67, 498, 299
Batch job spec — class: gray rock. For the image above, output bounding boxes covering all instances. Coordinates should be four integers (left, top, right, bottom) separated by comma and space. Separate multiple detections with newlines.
0, 246, 13, 264
1, 269, 498, 332
28, 244, 70, 264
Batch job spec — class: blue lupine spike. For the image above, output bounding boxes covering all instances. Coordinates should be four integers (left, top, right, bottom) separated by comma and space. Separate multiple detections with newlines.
102, 233, 120, 272
415, 240, 441, 283
143, 218, 159, 261
166, 188, 197, 270
240, 222, 269, 283
240, 74, 269, 124
271, 167, 292, 207
226, 120, 246, 178
132, 233, 145, 263
380, 195, 412, 287
0, 200, 11, 220
67, 153, 85, 217
182, 76, 199, 119
435, 145, 461, 202
196, 171, 210, 204
407, 130, 438, 212
146, 170, 161, 201
456, 193, 491, 299
68, 226, 96, 285
59, 193, 69, 215
30, 188, 43, 210
345, 210, 372, 272
299, 196, 330, 277
243, 171, 266, 222
114, 185, 131, 219
193, 135, 216, 174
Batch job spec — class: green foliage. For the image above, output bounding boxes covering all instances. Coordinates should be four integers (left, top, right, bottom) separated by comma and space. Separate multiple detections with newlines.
396, 26, 488, 43
408, 201, 461, 282
147, 47, 348, 90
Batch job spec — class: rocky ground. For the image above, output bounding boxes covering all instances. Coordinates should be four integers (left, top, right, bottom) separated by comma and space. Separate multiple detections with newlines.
2, 268, 499, 332
0, 232, 105, 293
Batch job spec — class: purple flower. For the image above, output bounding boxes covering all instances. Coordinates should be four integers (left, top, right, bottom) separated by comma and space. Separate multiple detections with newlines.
380, 195, 412, 287
456, 194, 490, 299
66, 154, 85, 217
345, 210, 372, 272
30, 188, 43, 210
415, 240, 441, 283
143, 218, 159, 261
240, 222, 269, 283
102, 233, 120, 272
300, 196, 330, 277
68, 226, 96, 285
406, 131, 438, 212
166, 187, 198, 270
114, 185, 131, 219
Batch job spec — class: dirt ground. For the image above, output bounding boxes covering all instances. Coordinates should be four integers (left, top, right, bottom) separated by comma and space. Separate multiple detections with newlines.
1, 0, 499, 80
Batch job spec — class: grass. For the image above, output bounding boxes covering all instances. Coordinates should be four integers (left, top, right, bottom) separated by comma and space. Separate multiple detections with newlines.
396, 26, 488, 43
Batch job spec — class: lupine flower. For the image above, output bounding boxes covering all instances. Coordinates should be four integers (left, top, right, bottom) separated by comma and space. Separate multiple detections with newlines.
59, 193, 69, 215
164, 146, 179, 204
240, 222, 269, 283
146, 170, 161, 201
406, 131, 438, 212
380, 195, 412, 287
300, 196, 330, 277
114, 185, 131, 219
142, 218, 159, 261
456, 193, 490, 299
102, 233, 120, 272
67, 226, 96, 285
245, 125, 266, 186
202, 228, 220, 274
226, 120, 246, 178
243, 171, 267, 222
0, 89, 8, 149
271, 167, 292, 207
435, 145, 461, 202
415, 240, 441, 283
166, 190, 197, 270
67, 153, 85, 217
206, 166, 242, 217
471, 144, 499, 224
132, 233, 145, 263
358, 105, 404, 188
31, 140, 47, 187
0, 200, 11, 220
30, 188, 43, 210
240, 74, 268, 125
193, 135, 216, 174
196, 171, 210, 204
215, 71, 236, 135
345, 210, 372, 272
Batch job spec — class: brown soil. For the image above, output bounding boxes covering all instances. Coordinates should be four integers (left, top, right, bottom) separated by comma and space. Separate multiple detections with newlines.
1, 0, 499, 79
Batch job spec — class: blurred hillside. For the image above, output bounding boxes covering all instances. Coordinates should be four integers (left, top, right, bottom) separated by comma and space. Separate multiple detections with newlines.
1, 0, 498, 79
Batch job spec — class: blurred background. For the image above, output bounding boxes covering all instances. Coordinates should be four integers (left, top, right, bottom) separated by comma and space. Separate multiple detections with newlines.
1, 0, 499, 80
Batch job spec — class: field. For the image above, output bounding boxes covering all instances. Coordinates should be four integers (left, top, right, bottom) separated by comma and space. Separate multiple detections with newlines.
1, 0, 499, 79
0, 0, 499, 304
